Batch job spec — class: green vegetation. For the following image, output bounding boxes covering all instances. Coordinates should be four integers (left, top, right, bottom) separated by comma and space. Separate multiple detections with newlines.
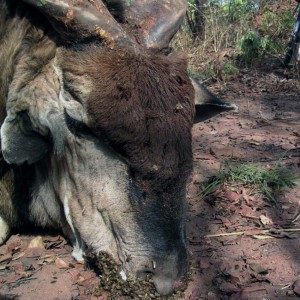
174, 0, 296, 78
200, 161, 299, 204
237, 30, 270, 63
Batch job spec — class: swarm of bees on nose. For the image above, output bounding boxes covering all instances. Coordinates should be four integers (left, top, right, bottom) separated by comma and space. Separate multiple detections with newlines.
86, 249, 185, 299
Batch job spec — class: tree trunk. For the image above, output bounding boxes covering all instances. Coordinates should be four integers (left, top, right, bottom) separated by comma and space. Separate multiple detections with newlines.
186, 0, 205, 41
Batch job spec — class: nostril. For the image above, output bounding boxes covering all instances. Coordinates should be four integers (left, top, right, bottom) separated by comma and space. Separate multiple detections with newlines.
136, 269, 153, 280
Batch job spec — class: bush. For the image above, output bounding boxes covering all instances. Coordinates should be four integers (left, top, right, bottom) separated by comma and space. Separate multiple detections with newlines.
175, 0, 296, 78
237, 29, 270, 63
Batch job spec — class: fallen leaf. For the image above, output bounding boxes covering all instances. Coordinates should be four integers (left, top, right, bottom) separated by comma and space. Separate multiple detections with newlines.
9, 261, 25, 273
259, 215, 273, 226
43, 256, 55, 264
287, 290, 295, 296
64, 245, 73, 252
69, 269, 85, 283
7, 240, 21, 254
219, 281, 240, 293
241, 285, 267, 293
78, 277, 99, 287
231, 286, 267, 300
251, 273, 271, 283
75, 262, 84, 269
230, 275, 241, 285
218, 262, 235, 276
92, 291, 109, 300
249, 263, 269, 274
40, 253, 55, 259
7, 274, 26, 283
198, 258, 211, 269
23, 247, 44, 258
207, 292, 218, 300
6, 235, 21, 247
223, 235, 243, 245
0, 253, 12, 263
216, 216, 231, 228
20, 258, 39, 271
28, 236, 44, 249
0, 246, 8, 256
225, 190, 241, 203
44, 236, 65, 249
240, 206, 254, 216
241, 214, 260, 220
80, 270, 96, 280
12, 251, 25, 261
55, 257, 70, 269
44, 236, 60, 242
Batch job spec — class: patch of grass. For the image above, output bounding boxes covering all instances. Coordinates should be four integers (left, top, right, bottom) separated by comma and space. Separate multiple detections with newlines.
223, 62, 239, 75
200, 162, 299, 204
188, 66, 215, 81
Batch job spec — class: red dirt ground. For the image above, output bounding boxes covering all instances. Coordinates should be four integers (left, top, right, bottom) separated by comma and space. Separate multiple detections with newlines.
0, 67, 299, 299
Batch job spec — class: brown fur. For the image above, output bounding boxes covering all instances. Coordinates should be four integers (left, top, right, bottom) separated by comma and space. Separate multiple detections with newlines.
60, 48, 195, 187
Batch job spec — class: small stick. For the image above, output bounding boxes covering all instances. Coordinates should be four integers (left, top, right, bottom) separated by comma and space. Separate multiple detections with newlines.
292, 213, 300, 223
10, 276, 38, 286
205, 228, 300, 238
269, 228, 300, 233
241, 214, 260, 220
205, 231, 244, 238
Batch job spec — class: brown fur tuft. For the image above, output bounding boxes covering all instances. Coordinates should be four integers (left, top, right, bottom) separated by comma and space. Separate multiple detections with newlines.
61, 47, 195, 185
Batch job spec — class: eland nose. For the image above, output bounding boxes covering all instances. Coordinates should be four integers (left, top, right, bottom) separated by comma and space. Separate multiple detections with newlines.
136, 264, 175, 296
152, 274, 174, 296
136, 256, 188, 296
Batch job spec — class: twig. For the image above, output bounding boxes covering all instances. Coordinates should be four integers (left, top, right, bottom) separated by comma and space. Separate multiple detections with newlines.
241, 214, 260, 220
269, 228, 300, 233
10, 276, 38, 286
17, 276, 37, 283
280, 284, 292, 290
205, 228, 300, 238
292, 212, 300, 223
190, 266, 201, 271
205, 231, 244, 238
200, 76, 215, 84
271, 283, 291, 287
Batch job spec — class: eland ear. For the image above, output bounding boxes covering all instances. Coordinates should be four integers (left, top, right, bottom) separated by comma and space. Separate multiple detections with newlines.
191, 78, 238, 123
1, 112, 49, 165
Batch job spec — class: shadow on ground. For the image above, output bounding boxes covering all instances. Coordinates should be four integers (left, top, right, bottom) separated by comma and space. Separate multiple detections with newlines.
185, 71, 300, 299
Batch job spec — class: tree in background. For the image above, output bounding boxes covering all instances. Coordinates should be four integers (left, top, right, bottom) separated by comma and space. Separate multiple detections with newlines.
173, 0, 295, 79
186, 0, 279, 41
186, 0, 206, 40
